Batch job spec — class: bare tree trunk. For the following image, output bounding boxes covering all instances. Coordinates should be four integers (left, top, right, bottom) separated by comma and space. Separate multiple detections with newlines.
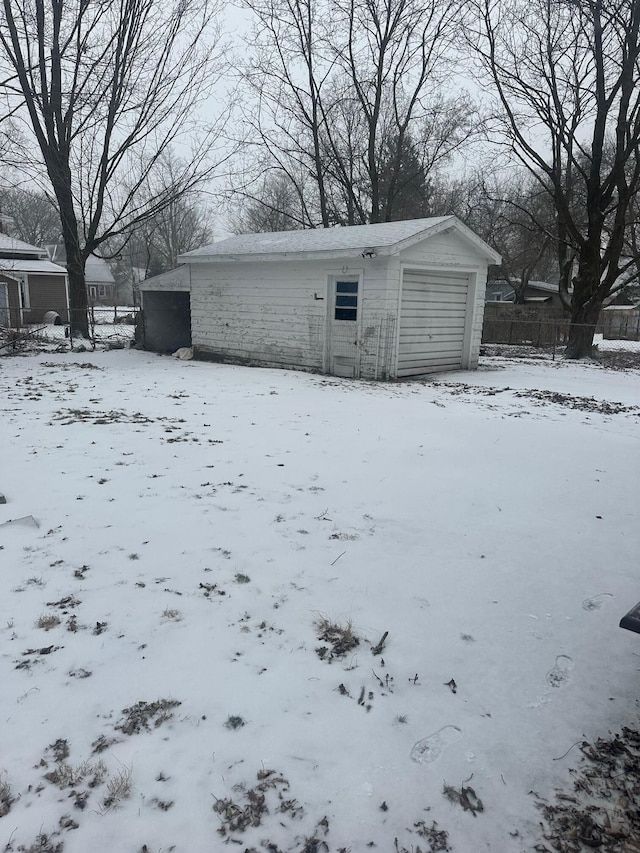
52, 171, 90, 339
565, 269, 602, 359
565, 299, 600, 358
65, 242, 90, 340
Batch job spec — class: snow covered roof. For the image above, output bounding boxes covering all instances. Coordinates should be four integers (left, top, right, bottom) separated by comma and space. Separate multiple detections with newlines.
489, 278, 563, 295
0, 258, 67, 276
138, 265, 190, 291
0, 233, 48, 258
45, 245, 115, 284
180, 216, 501, 264
85, 254, 115, 285
526, 280, 560, 294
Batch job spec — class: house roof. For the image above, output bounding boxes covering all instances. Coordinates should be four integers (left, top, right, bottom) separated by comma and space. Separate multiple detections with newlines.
180, 216, 501, 264
85, 254, 115, 285
489, 278, 563, 295
45, 245, 115, 284
0, 258, 67, 276
525, 280, 560, 294
0, 233, 48, 258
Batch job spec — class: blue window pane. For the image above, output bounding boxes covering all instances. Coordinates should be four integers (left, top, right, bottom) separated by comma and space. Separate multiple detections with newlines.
336, 294, 357, 307
335, 307, 357, 320
336, 280, 358, 294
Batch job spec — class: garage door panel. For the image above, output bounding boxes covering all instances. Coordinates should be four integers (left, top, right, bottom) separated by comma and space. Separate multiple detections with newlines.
402, 342, 460, 356
397, 270, 470, 377
399, 334, 465, 347
402, 286, 467, 298
399, 311, 466, 322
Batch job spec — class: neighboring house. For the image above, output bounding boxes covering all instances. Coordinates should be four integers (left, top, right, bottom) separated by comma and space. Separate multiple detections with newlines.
486, 279, 567, 309
138, 216, 500, 379
117, 265, 146, 307
0, 234, 68, 326
46, 245, 116, 304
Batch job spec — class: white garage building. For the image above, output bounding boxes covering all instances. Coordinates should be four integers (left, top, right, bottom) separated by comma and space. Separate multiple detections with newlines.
138, 216, 500, 379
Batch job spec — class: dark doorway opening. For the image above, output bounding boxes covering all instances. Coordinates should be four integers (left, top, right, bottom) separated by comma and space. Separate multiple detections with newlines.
142, 291, 191, 353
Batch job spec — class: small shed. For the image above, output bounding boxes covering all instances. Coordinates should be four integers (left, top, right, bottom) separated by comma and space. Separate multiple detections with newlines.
139, 216, 500, 378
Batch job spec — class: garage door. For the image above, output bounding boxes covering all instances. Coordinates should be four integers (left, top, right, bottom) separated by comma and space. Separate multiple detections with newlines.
397, 270, 470, 376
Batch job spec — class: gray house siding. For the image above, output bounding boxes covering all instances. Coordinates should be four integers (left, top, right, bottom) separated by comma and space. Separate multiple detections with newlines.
22, 273, 69, 323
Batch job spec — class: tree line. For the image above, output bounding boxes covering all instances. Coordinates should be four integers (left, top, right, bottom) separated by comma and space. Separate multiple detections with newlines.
0, 0, 638, 356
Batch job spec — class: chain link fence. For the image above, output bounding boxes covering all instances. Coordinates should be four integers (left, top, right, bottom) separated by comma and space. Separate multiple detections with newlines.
482, 302, 640, 362
0, 305, 139, 354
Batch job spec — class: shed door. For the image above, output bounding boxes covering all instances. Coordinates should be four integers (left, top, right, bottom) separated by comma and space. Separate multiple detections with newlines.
327, 276, 360, 378
0, 283, 8, 327
397, 270, 470, 376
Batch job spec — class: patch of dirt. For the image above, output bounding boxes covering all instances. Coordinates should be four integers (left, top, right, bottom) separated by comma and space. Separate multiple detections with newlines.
442, 778, 484, 817
115, 698, 182, 735
535, 726, 640, 852
49, 408, 177, 426
213, 769, 291, 835
431, 381, 639, 416
40, 362, 103, 370
596, 350, 640, 371
314, 616, 360, 662
513, 388, 638, 415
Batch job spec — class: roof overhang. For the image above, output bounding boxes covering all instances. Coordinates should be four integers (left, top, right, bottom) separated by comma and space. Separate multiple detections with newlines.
180, 247, 394, 265
0, 259, 67, 276
179, 216, 502, 266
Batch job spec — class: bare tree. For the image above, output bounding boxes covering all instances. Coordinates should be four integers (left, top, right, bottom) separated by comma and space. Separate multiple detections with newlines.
0, 0, 230, 337
0, 186, 60, 246
229, 172, 304, 233
119, 151, 216, 275
448, 174, 557, 302
237, 0, 476, 227
469, 0, 640, 357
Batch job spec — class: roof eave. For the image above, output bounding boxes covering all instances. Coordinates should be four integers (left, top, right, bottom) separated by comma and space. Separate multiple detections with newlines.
178, 246, 392, 264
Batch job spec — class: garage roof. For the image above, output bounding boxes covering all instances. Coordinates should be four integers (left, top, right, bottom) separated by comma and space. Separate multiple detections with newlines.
180, 216, 501, 264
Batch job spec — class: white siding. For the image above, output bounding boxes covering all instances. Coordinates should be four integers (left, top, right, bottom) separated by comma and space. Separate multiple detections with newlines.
401, 228, 487, 267
397, 270, 470, 376
395, 231, 489, 375
468, 268, 487, 368
180, 225, 490, 377
189, 257, 395, 376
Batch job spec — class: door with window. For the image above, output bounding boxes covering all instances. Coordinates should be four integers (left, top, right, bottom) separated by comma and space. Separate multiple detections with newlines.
326, 275, 360, 377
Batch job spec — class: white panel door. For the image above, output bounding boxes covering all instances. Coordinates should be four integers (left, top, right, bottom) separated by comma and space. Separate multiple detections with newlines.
397, 270, 470, 376
326, 275, 360, 378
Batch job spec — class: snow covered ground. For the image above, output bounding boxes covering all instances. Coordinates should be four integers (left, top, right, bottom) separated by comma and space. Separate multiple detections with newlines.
0, 350, 638, 852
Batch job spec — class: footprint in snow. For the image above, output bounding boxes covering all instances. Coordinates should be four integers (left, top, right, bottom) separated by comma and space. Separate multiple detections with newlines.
582, 593, 613, 611
546, 654, 574, 688
410, 725, 462, 764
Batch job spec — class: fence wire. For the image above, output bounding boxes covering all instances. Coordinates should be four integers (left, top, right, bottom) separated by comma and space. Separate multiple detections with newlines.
481, 315, 640, 363
0, 306, 139, 354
